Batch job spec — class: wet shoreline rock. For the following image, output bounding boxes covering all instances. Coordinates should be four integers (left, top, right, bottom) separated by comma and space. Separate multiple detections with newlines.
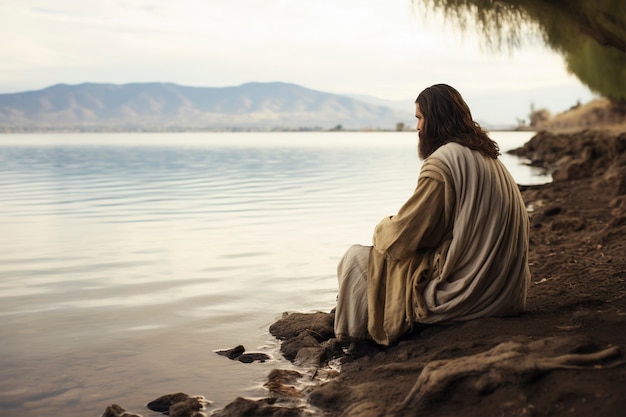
215, 345, 270, 363
101, 404, 143, 417
210, 397, 304, 417
508, 129, 626, 195
269, 311, 344, 367
102, 393, 209, 417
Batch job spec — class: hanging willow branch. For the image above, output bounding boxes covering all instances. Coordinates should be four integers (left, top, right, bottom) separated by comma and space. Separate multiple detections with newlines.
413, 0, 626, 100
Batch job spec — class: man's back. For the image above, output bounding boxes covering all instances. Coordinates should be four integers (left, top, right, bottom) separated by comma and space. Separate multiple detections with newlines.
419, 142, 531, 323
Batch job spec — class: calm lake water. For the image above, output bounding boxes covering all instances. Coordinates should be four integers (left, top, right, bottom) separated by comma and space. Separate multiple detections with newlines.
0, 131, 546, 417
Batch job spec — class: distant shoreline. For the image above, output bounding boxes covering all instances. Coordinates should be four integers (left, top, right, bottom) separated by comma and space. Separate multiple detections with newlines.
3, 98, 623, 135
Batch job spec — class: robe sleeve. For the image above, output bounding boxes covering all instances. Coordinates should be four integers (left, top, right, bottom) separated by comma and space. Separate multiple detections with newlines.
372, 174, 447, 261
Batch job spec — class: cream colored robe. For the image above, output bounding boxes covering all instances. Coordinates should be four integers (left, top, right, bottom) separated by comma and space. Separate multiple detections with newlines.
368, 143, 531, 345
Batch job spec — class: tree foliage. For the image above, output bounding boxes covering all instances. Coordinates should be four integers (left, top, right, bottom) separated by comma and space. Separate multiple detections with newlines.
415, 0, 626, 101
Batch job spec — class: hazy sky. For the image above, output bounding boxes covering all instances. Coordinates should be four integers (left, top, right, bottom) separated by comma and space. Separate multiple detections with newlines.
1, 0, 597, 124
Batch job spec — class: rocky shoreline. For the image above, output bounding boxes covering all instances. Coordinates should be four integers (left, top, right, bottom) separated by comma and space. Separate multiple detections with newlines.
102, 129, 626, 417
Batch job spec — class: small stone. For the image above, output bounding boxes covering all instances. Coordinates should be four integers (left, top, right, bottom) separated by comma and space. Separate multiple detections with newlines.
216, 345, 246, 360
101, 404, 143, 417
238, 352, 270, 363
169, 398, 206, 417
211, 397, 303, 417
267, 369, 302, 384
295, 346, 327, 367
147, 392, 190, 412
280, 332, 321, 361
264, 369, 304, 398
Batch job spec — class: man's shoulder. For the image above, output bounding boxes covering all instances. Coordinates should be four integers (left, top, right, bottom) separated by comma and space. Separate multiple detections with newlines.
426, 142, 471, 166
420, 145, 464, 181
431, 142, 470, 158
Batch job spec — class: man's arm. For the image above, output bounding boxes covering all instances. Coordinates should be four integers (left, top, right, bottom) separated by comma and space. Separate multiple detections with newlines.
372, 176, 447, 260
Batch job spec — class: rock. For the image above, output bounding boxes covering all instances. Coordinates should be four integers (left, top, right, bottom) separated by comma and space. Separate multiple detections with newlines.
146, 393, 208, 417
169, 398, 207, 417
215, 345, 245, 360
216, 345, 271, 363
280, 332, 321, 361
294, 346, 328, 367
269, 312, 342, 366
268, 369, 303, 383
147, 392, 191, 412
269, 311, 335, 341
264, 369, 304, 398
101, 404, 143, 417
211, 397, 304, 417
238, 352, 270, 363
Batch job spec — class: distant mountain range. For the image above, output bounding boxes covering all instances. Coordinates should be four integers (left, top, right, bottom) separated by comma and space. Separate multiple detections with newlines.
0, 82, 412, 132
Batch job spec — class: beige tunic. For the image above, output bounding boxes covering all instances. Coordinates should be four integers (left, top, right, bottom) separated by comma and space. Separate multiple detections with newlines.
367, 143, 531, 345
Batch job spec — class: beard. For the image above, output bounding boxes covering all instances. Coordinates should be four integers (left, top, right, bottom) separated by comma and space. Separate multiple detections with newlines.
417, 131, 443, 160
417, 131, 428, 160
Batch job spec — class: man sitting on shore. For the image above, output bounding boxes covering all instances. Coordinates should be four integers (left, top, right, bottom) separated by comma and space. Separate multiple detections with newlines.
335, 84, 531, 346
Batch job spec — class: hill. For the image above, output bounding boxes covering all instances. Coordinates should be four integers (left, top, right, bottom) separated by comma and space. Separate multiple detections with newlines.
0, 82, 410, 132
530, 98, 626, 133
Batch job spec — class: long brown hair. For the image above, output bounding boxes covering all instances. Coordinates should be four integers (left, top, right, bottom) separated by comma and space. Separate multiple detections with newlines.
416, 84, 499, 159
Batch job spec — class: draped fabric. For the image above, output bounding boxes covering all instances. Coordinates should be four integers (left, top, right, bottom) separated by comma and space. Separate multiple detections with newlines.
366, 143, 531, 345
334, 244, 371, 341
